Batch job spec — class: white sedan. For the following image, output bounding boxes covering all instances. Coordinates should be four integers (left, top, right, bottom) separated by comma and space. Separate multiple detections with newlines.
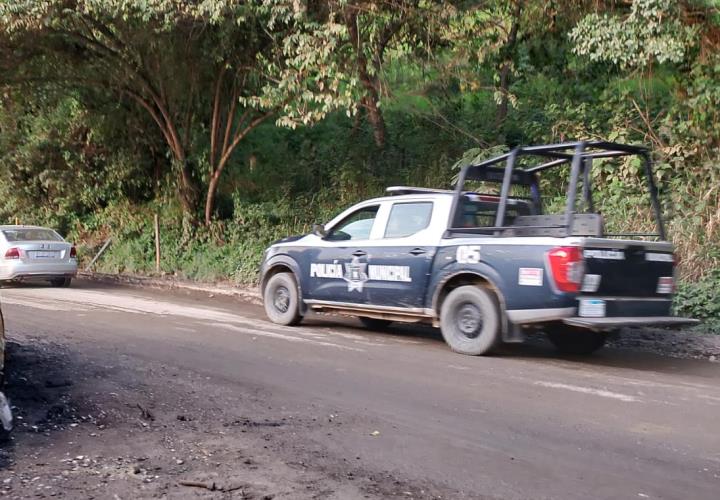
0, 225, 77, 287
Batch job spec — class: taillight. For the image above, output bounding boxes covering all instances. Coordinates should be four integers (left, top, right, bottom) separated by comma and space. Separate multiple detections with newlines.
547, 246, 584, 293
70, 246, 77, 258
4, 247, 20, 260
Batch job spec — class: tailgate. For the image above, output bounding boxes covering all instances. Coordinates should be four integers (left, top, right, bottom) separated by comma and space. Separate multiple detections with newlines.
580, 239, 674, 298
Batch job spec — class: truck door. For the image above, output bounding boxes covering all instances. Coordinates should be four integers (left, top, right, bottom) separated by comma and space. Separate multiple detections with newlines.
366, 201, 438, 309
305, 204, 379, 304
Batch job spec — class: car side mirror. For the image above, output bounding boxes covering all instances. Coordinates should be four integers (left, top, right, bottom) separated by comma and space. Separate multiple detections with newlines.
312, 223, 327, 239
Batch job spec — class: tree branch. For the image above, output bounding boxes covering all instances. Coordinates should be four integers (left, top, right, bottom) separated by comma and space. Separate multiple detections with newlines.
210, 65, 226, 168
216, 110, 274, 176
222, 91, 244, 163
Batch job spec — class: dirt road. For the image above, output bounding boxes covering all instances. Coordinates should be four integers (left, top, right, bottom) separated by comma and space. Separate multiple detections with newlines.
0, 281, 718, 499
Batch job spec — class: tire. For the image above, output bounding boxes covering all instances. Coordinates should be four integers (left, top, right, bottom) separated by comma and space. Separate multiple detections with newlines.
263, 272, 302, 326
546, 325, 607, 355
440, 285, 501, 356
50, 277, 72, 288
359, 317, 392, 330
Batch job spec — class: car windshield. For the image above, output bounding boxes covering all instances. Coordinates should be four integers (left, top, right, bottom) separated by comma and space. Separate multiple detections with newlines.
2, 228, 63, 242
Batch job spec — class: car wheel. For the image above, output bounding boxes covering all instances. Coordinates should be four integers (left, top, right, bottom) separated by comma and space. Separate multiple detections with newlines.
263, 272, 302, 326
50, 277, 72, 288
546, 325, 607, 355
359, 317, 392, 330
440, 285, 501, 356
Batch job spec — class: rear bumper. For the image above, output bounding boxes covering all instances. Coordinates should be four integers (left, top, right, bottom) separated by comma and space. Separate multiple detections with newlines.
563, 316, 699, 330
0, 261, 77, 281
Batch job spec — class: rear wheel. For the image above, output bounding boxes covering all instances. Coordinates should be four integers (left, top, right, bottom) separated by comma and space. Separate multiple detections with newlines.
546, 325, 607, 355
440, 285, 501, 356
263, 272, 302, 326
50, 277, 72, 288
358, 317, 392, 330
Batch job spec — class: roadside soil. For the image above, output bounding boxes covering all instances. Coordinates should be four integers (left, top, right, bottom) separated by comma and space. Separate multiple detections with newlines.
0, 333, 460, 500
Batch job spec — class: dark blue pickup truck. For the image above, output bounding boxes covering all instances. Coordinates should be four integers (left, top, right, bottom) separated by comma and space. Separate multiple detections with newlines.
260, 141, 697, 355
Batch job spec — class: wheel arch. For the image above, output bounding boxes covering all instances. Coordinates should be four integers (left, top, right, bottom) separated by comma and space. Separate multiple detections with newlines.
431, 271, 508, 337
261, 256, 305, 312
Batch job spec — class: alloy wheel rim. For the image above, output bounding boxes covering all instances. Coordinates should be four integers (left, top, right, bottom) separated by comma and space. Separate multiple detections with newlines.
274, 286, 290, 313
457, 303, 483, 339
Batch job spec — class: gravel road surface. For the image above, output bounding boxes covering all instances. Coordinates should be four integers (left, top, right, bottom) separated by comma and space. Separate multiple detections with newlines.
0, 281, 718, 499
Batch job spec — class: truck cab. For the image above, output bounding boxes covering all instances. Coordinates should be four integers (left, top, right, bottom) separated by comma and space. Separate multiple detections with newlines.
260, 141, 697, 356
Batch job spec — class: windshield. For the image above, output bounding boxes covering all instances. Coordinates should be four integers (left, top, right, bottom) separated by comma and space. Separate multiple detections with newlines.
2, 228, 63, 242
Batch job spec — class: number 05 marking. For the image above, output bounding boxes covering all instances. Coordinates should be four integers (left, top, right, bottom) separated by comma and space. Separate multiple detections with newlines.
456, 245, 481, 264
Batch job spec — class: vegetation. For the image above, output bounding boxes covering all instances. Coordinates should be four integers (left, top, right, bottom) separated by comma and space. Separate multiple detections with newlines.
0, 1, 719, 325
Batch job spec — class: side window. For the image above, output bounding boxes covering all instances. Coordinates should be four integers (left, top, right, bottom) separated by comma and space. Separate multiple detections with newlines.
384, 202, 433, 239
326, 205, 379, 241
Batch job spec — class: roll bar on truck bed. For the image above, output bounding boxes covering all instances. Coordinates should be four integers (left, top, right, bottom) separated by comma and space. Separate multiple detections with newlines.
446, 141, 666, 240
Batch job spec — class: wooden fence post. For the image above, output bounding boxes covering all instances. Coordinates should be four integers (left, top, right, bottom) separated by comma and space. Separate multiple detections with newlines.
154, 214, 161, 274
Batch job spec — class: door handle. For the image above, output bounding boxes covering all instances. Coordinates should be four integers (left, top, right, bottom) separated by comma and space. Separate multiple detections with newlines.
409, 248, 426, 256
352, 250, 367, 257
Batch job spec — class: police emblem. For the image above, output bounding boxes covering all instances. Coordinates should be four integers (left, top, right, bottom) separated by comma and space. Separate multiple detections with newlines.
343, 256, 369, 292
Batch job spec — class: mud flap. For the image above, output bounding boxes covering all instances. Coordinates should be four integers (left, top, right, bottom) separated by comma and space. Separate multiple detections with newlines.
0, 392, 12, 431
502, 322, 525, 343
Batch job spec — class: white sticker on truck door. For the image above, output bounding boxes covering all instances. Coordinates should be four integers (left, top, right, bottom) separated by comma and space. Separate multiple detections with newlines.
456, 245, 481, 264
518, 267, 543, 286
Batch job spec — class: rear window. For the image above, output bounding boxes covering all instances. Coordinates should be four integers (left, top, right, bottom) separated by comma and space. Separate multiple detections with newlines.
454, 196, 533, 228
2, 228, 63, 242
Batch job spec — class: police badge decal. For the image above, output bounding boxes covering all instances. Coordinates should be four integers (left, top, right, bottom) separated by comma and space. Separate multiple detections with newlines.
343, 256, 369, 292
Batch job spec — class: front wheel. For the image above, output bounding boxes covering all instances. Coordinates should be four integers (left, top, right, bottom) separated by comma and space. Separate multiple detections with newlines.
546, 326, 607, 355
263, 272, 302, 326
440, 285, 501, 356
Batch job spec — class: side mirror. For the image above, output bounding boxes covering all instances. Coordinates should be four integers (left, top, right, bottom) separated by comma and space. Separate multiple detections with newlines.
312, 223, 327, 239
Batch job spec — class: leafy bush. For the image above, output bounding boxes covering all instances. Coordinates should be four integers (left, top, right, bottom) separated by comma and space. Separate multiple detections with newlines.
673, 271, 720, 333
80, 189, 373, 285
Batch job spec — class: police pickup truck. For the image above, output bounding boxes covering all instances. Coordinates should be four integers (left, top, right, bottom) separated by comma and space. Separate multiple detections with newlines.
260, 141, 697, 355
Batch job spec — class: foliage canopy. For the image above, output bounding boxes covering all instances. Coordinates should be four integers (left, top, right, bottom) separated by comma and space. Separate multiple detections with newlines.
1, 0, 720, 321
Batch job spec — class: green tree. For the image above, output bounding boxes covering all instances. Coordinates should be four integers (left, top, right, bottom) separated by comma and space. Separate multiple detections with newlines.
262, 0, 454, 149
0, 87, 153, 228
0, 0, 355, 224
570, 0, 695, 69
